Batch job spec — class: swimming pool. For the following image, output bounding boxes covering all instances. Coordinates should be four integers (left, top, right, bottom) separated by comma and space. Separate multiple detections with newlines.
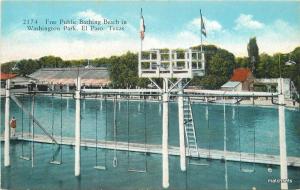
1, 95, 300, 189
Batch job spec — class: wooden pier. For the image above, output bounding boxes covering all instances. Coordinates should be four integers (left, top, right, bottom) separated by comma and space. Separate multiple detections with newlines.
2, 132, 300, 167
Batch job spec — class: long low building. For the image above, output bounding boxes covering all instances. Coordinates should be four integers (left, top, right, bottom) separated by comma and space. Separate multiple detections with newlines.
29, 67, 110, 91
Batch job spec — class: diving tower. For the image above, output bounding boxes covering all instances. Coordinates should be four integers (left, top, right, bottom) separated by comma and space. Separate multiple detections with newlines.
138, 9, 206, 189
139, 49, 205, 78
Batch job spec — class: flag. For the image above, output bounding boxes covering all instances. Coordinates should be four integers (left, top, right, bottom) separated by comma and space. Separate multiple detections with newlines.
140, 9, 145, 40
200, 10, 206, 37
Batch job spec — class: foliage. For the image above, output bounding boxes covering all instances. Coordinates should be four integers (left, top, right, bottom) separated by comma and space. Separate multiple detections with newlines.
190, 44, 236, 89
108, 52, 149, 88
236, 57, 249, 68
247, 37, 259, 75
1, 44, 299, 96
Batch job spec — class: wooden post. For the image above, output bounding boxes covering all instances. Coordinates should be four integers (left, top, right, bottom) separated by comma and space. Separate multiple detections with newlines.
4, 79, 11, 167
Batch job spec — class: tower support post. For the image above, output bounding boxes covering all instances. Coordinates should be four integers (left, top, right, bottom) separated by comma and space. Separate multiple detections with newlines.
178, 80, 186, 171
75, 77, 81, 176
162, 79, 169, 189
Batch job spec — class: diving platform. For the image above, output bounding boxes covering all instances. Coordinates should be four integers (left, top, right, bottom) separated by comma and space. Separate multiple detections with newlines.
3, 132, 300, 168
139, 49, 205, 78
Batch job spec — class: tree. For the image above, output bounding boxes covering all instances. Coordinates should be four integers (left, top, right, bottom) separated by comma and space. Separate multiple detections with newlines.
236, 57, 249, 68
247, 37, 259, 75
256, 53, 272, 78
190, 45, 236, 89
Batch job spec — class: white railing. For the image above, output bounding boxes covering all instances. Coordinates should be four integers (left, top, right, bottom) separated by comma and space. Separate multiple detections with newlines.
139, 49, 205, 78
82, 88, 279, 97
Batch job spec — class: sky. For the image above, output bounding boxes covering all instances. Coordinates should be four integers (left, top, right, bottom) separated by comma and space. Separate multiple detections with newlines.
1, 0, 300, 63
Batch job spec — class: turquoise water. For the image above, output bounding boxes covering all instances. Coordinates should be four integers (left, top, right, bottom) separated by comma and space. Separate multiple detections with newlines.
1, 95, 300, 189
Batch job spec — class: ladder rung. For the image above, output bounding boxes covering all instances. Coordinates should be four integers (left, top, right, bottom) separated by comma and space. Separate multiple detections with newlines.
187, 132, 195, 135
186, 129, 194, 132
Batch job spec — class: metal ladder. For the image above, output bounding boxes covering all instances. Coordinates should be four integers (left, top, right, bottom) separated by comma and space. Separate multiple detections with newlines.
183, 96, 199, 158
291, 81, 299, 100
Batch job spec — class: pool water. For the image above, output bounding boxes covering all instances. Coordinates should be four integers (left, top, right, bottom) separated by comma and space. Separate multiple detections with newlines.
1, 95, 300, 189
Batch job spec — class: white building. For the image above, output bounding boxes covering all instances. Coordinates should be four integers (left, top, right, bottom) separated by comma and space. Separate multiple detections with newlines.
221, 81, 242, 91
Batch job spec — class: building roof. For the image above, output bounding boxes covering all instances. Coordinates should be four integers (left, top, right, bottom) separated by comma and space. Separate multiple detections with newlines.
221, 81, 241, 88
29, 67, 110, 86
11, 76, 34, 85
230, 68, 252, 82
0, 73, 17, 80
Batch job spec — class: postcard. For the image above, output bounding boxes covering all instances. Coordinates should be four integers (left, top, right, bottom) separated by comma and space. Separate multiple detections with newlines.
0, 1, 299, 190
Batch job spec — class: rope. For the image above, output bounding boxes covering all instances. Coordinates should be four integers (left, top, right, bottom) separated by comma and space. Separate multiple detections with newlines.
95, 94, 98, 167
112, 95, 118, 168
143, 96, 147, 171
223, 97, 228, 190
104, 96, 108, 168
127, 96, 147, 172
20, 94, 26, 159
49, 93, 63, 164
127, 97, 130, 168
28, 95, 31, 143
238, 97, 256, 173
51, 94, 55, 161
31, 94, 35, 168
206, 103, 211, 158
60, 93, 63, 163
238, 100, 242, 171
252, 97, 256, 172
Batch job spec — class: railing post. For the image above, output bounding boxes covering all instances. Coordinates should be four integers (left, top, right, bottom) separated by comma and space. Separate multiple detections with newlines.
196, 52, 199, 69
75, 77, 81, 176
189, 49, 192, 77
184, 51, 188, 70
4, 79, 10, 167
157, 50, 161, 77
169, 49, 173, 78
174, 52, 177, 68
150, 52, 152, 70
139, 49, 142, 77
178, 80, 186, 171
201, 52, 205, 71
162, 78, 169, 189
278, 94, 288, 190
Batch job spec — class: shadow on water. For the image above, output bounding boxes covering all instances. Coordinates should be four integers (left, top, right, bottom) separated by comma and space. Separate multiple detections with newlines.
76, 176, 81, 190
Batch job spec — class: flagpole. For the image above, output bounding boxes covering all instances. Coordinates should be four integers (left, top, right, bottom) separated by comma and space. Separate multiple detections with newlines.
200, 9, 203, 53
138, 8, 143, 77
141, 8, 143, 53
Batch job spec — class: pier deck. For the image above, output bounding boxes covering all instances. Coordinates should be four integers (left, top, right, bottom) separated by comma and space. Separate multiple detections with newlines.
2, 132, 300, 167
